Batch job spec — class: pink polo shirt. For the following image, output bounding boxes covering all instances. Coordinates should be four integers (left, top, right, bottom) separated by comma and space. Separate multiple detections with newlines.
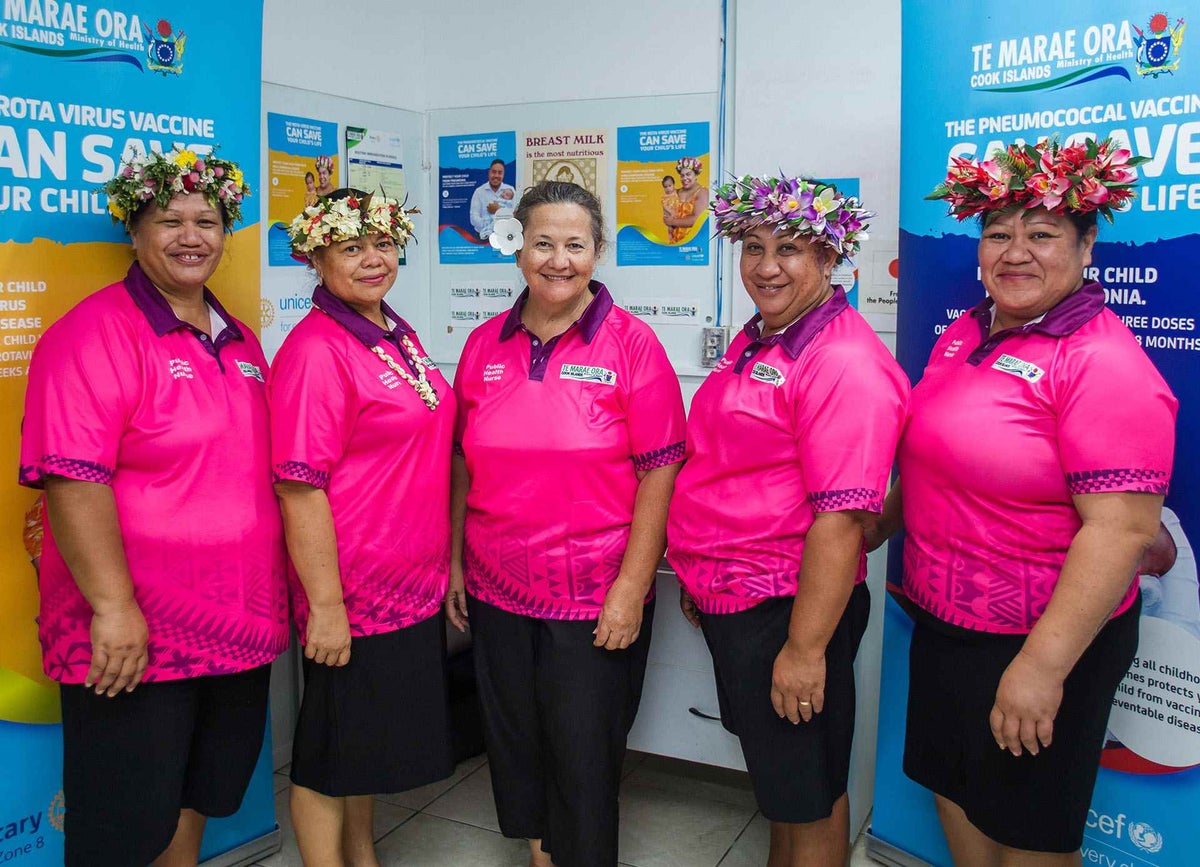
454, 283, 686, 620
668, 290, 909, 614
899, 282, 1177, 634
269, 287, 455, 638
19, 262, 289, 684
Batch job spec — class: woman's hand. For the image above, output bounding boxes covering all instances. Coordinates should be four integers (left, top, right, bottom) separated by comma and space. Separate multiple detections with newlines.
305, 601, 352, 667
990, 650, 1064, 756
771, 639, 826, 724
445, 565, 469, 633
679, 587, 701, 629
594, 579, 645, 650
87, 602, 148, 696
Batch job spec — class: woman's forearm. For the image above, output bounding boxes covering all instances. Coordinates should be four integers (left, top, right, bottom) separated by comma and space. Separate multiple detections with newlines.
275, 482, 343, 606
786, 511, 866, 656
1020, 492, 1162, 678
44, 477, 136, 613
612, 463, 681, 598
450, 454, 469, 571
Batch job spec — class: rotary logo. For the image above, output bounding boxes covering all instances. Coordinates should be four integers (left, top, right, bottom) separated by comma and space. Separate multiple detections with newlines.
260, 297, 276, 330
47, 790, 65, 832
143, 18, 186, 76
1128, 820, 1164, 854
1134, 13, 1186, 77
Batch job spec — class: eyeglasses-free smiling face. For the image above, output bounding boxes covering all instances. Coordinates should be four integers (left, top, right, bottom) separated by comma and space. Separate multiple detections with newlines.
515, 202, 599, 310
130, 193, 225, 296
978, 208, 1096, 331
738, 227, 837, 334
313, 232, 399, 317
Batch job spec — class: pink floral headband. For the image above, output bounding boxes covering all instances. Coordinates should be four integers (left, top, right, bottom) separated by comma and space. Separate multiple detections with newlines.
677, 156, 703, 175
711, 174, 873, 262
927, 136, 1145, 223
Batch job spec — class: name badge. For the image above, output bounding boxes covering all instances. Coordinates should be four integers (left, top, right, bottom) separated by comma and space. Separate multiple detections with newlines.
749, 361, 786, 387
560, 364, 617, 386
236, 360, 264, 382
991, 353, 1044, 383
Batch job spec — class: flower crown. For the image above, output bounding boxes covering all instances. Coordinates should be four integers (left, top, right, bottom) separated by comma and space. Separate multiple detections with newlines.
102, 147, 250, 230
677, 156, 703, 175
287, 190, 418, 257
314, 155, 334, 172
926, 136, 1146, 223
711, 174, 873, 261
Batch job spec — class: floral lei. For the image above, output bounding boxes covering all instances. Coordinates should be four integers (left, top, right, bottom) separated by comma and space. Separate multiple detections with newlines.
103, 147, 249, 230
926, 136, 1145, 223
710, 174, 873, 261
677, 156, 703, 175
288, 192, 418, 257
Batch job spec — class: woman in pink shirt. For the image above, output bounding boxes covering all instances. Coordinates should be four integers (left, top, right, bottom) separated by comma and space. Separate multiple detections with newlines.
449, 181, 686, 867
667, 174, 909, 867
872, 138, 1176, 862
271, 190, 454, 865
19, 149, 288, 867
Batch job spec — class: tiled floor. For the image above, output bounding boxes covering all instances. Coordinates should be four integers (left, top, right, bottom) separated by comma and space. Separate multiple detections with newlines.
257, 752, 876, 866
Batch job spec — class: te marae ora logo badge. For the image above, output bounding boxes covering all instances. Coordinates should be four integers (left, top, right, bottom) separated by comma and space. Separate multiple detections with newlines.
143, 18, 185, 75
1134, 13, 1186, 77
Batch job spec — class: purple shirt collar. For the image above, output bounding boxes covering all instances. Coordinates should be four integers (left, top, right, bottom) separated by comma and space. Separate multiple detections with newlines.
123, 261, 243, 341
969, 280, 1105, 341
743, 288, 849, 359
312, 284, 414, 348
499, 281, 614, 344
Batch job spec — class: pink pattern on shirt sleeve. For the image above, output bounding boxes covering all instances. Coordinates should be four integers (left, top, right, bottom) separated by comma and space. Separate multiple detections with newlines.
273, 460, 331, 489
809, 487, 884, 513
1066, 468, 1169, 495
20, 456, 116, 487
632, 441, 685, 472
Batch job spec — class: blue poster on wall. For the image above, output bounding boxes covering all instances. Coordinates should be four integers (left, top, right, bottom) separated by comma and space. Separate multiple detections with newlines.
438, 131, 518, 263
875, 3, 1200, 866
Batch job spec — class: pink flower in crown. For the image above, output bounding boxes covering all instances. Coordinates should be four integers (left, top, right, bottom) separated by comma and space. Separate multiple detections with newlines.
194, 159, 207, 173
121, 165, 134, 178
1079, 177, 1110, 207
946, 158, 988, 190
213, 166, 225, 178
1025, 173, 1070, 210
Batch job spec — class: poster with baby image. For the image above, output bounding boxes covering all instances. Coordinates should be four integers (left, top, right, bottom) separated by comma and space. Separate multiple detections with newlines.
438, 131, 518, 264
616, 122, 711, 266
267, 113, 339, 266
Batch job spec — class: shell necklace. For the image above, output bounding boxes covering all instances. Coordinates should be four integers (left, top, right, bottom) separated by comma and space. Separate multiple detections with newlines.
372, 334, 439, 411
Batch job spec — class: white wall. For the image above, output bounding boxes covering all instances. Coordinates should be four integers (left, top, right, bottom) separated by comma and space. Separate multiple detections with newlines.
421, 2, 724, 109
261, 1, 428, 110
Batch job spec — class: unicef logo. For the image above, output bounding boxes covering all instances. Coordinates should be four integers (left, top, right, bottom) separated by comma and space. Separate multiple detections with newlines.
1128, 821, 1164, 854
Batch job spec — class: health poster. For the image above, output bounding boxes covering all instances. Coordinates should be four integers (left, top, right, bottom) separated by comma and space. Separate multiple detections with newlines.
267, 113, 338, 266
438, 131, 518, 263
522, 127, 610, 213
616, 122, 710, 266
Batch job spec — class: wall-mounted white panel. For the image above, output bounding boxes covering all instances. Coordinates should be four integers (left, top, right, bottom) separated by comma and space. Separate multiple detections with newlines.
260, 84, 428, 360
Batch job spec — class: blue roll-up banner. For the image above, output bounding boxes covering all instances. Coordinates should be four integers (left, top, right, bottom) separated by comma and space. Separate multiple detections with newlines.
0, 3, 275, 864
875, 4, 1200, 865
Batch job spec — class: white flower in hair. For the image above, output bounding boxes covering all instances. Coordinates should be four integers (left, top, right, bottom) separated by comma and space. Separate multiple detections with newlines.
489, 217, 524, 256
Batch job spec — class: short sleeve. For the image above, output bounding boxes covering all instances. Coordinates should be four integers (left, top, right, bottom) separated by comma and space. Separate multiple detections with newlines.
267, 331, 357, 489
19, 314, 137, 489
794, 342, 909, 514
624, 327, 686, 472
1054, 332, 1176, 496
